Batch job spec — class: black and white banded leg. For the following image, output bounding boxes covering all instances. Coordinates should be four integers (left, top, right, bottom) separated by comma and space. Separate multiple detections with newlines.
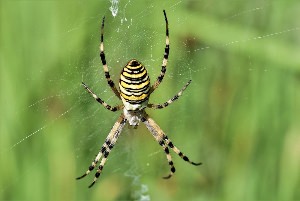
150, 10, 170, 94
147, 80, 192, 109
159, 140, 176, 179
141, 116, 176, 179
100, 16, 121, 99
82, 82, 123, 112
142, 115, 201, 179
76, 115, 127, 188
163, 135, 202, 166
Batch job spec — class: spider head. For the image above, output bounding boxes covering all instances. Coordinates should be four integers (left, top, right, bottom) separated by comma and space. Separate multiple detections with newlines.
127, 59, 140, 66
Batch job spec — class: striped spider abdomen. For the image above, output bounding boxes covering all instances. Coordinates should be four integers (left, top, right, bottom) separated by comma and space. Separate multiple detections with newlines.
119, 59, 150, 111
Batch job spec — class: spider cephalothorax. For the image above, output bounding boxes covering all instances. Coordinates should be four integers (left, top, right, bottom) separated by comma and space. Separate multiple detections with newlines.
77, 10, 201, 188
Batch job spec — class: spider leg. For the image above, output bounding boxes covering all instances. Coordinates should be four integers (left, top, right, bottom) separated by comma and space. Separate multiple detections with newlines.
141, 115, 176, 179
147, 80, 191, 109
163, 135, 202, 166
150, 10, 169, 94
82, 82, 123, 112
142, 114, 201, 179
76, 114, 127, 188
100, 16, 121, 99
159, 140, 176, 179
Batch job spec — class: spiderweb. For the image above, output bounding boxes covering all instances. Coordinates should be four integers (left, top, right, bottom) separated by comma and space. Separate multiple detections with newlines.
1, 0, 299, 200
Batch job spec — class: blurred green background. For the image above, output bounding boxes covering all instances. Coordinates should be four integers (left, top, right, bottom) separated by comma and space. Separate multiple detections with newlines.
1, 0, 300, 200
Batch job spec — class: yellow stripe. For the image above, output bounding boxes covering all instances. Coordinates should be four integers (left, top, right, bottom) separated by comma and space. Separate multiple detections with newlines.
122, 70, 146, 78
120, 78, 150, 89
120, 74, 149, 85
125, 64, 142, 69
120, 92, 149, 101
123, 66, 144, 73
119, 83, 149, 96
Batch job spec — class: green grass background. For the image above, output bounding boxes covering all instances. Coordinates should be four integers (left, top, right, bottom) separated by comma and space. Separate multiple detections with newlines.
1, 0, 300, 200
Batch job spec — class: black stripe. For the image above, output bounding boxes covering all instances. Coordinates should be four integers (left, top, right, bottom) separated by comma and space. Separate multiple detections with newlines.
96, 98, 104, 104
164, 45, 170, 59
122, 97, 149, 104
124, 66, 144, 73
168, 142, 174, 148
121, 91, 149, 98
121, 83, 150, 93
121, 70, 148, 80
171, 95, 179, 102
120, 91, 149, 99
120, 80, 149, 88
100, 52, 106, 65
121, 75, 148, 84
120, 86, 149, 97
171, 167, 175, 173
108, 80, 115, 87
120, 91, 149, 98
105, 72, 110, 78
125, 69, 145, 75
128, 60, 140, 67
157, 74, 164, 82
104, 150, 109, 158
183, 156, 189, 161
164, 53, 168, 59
123, 69, 145, 75
161, 66, 166, 73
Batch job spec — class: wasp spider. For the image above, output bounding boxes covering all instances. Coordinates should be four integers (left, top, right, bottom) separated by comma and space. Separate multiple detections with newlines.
77, 10, 201, 188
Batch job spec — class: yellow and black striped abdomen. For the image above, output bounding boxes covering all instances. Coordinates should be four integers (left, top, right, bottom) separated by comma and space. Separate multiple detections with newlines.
119, 59, 150, 106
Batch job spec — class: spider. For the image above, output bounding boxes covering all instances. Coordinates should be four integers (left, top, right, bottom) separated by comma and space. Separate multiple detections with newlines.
77, 10, 202, 188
